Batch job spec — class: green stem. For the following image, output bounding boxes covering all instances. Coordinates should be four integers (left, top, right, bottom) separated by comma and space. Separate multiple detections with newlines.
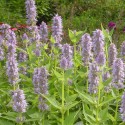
96, 66, 102, 124
61, 70, 65, 125
114, 90, 119, 125
86, 66, 89, 93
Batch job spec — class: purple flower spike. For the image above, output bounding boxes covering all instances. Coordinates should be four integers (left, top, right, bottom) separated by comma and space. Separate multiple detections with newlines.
52, 14, 63, 43
92, 29, 104, 57
25, 0, 37, 25
88, 62, 99, 94
121, 41, 125, 58
81, 33, 92, 66
12, 89, 27, 113
120, 92, 125, 122
60, 44, 73, 70
33, 67, 48, 111
96, 52, 106, 66
39, 21, 48, 42
108, 22, 116, 29
108, 43, 117, 67
112, 58, 124, 89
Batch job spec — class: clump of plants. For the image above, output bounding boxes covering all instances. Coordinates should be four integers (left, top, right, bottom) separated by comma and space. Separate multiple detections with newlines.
1, 0, 125, 125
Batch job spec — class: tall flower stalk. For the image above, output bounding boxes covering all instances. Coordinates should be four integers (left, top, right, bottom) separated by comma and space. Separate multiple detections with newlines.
6, 30, 19, 87
52, 14, 63, 44
81, 33, 92, 66
25, 0, 37, 26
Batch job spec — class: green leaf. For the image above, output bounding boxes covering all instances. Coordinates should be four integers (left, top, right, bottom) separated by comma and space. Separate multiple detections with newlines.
75, 89, 95, 104
0, 119, 14, 125
65, 101, 79, 111
64, 110, 80, 125
52, 70, 63, 81
65, 94, 78, 103
108, 114, 115, 122
50, 35, 55, 44
99, 107, 108, 121
42, 94, 61, 109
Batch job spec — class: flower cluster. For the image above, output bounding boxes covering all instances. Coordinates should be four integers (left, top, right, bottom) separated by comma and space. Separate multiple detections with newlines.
6, 30, 19, 84
12, 89, 27, 113
88, 62, 99, 94
120, 92, 125, 122
81, 33, 92, 65
33, 67, 48, 111
112, 58, 124, 89
39, 21, 48, 42
108, 43, 117, 67
25, 0, 37, 25
60, 44, 73, 70
92, 29, 105, 57
52, 14, 63, 43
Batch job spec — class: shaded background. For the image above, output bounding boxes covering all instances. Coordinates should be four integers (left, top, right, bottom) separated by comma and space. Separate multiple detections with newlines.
0, 0, 125, 43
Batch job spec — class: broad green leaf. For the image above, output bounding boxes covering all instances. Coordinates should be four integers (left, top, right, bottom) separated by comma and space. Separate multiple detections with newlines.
52, 70, 63, 81
65, 94, 78, 103
65, 101, 79, 111
75, 89, 95, 104
42, 94, 61, 109
0, 119, 14, 125
64, 110, 80, 125
99, 107, 108, 121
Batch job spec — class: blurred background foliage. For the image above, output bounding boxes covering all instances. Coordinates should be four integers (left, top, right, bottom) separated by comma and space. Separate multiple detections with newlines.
0, 0, 125, 43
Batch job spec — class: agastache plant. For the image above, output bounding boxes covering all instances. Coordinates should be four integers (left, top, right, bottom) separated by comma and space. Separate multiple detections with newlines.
25, 0, 37, 25
120, 91, 125, 122
52, 14, 63, 43
108, 43, 117, 67
12, 89, 27, 113
6, 30, 19, 84
18, 52, 27, 75
92, 29, 105, 57
39, 21, 48, 42
112, 58, 124, 89
81, 33, 92, 66
96, 51, 106, 66
60, 44, 73, 70
28, 26, 41, 56
88, 62, 99, 94
121, 41, 125, 59
33, 67, 48, 111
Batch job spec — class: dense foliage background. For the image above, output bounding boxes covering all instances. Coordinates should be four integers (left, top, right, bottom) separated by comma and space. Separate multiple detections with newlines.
1, 0, 125, 44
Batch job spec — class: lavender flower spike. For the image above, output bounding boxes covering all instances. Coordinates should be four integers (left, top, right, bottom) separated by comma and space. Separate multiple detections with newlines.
92, 29, 104, 57
108, 43, 117, 67
33, 67, 48, 111
60, 44, 73, 70
112, 58, 124, 89
6, 30, 19, 84
12, 89, 27, 113
25, 0, 37, 25
81, 33, 92, 65
52, 14, 63, 43
96, 51, 106, 66
121, 41, 125, 59
39, 21, 48, 42
88, 62, 99, 94
120, 92, 125, 122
